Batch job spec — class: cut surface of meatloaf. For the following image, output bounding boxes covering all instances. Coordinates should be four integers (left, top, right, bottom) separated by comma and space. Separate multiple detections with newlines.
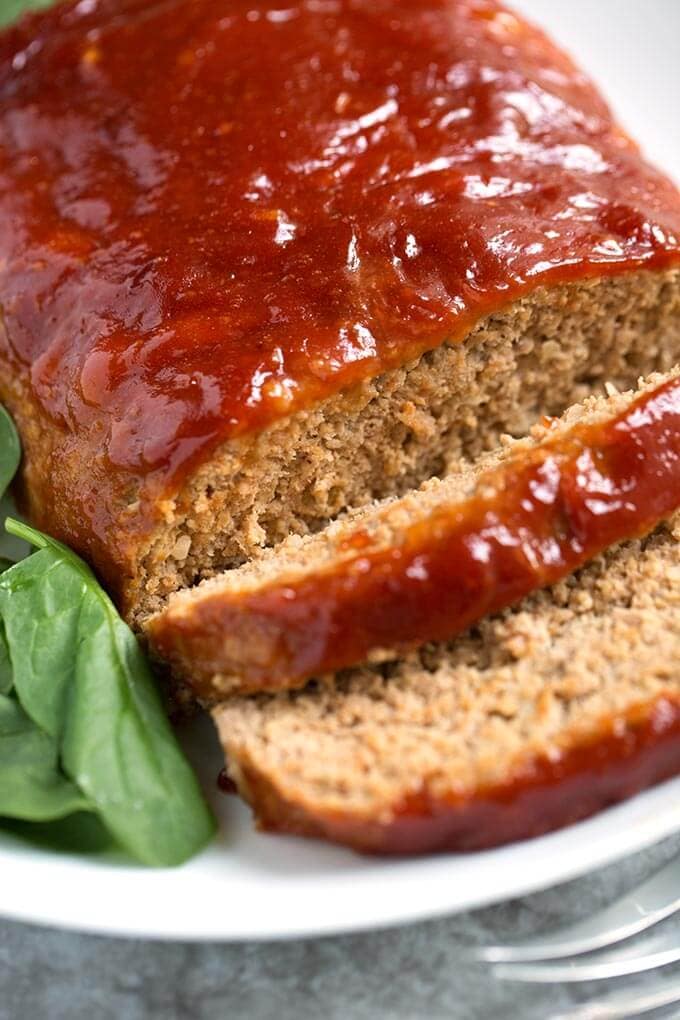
1, 1, 680, 624
147, 368, 680, 698
214, 514, 680, 856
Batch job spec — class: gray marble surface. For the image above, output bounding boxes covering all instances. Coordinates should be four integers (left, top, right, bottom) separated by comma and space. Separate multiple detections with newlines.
1, 834, 680, 1020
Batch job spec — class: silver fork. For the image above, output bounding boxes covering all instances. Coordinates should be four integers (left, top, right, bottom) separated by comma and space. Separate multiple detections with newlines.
478, 855, 680, 966
546, 974, 680, 1020
474, 855, 680, 1017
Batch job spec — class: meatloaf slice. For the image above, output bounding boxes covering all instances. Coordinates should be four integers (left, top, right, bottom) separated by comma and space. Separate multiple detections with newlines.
147, 368, 680, 698
214, 514, 680, 856
1, 1, 680, 626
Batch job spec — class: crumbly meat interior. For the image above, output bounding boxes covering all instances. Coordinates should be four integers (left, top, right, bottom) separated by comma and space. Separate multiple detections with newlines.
154, 366, 679, 608
134, 270, 680, 622
214, 514, 680, 818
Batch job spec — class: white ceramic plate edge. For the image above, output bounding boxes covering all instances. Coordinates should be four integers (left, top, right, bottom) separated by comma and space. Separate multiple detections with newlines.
1, 774, 680, 941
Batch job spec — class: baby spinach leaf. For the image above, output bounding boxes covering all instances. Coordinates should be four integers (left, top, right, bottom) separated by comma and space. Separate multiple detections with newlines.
2, 519, 216, 866
0, 545, 89, 736
0, 0, 57, 29
0, 694, 88, 821
0, 623, 12, 696
1, 812, 112, 855
0, 405, 20, 502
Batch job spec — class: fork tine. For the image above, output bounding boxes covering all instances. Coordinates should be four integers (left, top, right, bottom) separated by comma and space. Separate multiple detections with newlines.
477, 856, 680, 962
546, 973, 680, 1019
491, 926, 680, 983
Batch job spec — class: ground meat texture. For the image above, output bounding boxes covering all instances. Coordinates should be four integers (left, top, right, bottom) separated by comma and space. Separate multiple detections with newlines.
214, 515, 680, 855
146, 368, 680, 697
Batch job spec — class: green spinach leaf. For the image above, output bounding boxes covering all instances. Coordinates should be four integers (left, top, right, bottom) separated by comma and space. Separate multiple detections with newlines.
0, 0, 57, 28
1, 519, 216, 866
0, 693, 88, 821
1, 811, 112, 855
0, 405, 20, 502
0, 623, 12, 696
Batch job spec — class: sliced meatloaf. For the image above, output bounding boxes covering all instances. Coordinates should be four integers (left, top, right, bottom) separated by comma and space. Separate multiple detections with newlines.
0, 0, 680, 627
214, 514, 680, 855
147, 368, 680, 697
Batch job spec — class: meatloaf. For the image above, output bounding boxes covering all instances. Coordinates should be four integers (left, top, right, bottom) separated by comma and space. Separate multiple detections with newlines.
148, 369, 680, 697
214, 513, 680, 855
0, 0, 679, 631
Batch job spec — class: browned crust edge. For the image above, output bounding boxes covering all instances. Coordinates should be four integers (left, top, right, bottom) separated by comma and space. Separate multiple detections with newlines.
225, 695, 680, 856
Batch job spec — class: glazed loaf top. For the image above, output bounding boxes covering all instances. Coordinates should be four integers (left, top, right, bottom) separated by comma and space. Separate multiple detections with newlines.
1, 0, 680, 590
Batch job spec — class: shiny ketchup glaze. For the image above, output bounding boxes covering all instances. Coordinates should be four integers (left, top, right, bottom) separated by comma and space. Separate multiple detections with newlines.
246, 696, 680, 854
152, 375, 680, 694
0, 0, 680, 526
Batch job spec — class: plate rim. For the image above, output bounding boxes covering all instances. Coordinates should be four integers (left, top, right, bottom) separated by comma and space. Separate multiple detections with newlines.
2, 775, 680, 942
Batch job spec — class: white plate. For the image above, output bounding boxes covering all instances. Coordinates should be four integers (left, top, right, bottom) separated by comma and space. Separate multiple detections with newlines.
3, 714, 680, 941
1, 0, 679, 941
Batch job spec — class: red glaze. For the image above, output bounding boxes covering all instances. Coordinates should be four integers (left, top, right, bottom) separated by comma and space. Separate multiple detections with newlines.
240, 696, 680, 855
150, 375, 680, 695
0, 0, 679, 577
